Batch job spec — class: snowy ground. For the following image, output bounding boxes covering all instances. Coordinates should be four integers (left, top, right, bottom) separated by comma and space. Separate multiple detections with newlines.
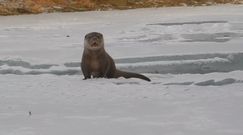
1, 5, 243, 135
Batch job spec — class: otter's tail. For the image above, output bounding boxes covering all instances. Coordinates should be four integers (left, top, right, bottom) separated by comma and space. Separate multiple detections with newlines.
114, 70, 151, 82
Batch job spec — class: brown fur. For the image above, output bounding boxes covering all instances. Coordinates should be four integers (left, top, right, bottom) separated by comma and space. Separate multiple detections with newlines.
81, 32, 151, 82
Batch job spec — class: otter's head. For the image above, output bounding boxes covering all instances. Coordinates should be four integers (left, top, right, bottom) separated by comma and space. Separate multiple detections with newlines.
84, 32, 104, 51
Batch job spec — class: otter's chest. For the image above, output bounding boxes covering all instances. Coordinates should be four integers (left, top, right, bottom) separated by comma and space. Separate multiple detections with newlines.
89, 59, 100, 71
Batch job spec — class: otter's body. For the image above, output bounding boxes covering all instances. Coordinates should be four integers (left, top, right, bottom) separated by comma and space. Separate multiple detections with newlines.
81, 32, 151, 82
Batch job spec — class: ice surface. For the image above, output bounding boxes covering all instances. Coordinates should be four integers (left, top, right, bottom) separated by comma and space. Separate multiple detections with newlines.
1, 5, 243, 135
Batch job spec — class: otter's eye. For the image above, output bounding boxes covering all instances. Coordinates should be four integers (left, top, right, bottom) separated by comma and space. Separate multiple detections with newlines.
85, 35, 91, 39
97, 34, 102, 39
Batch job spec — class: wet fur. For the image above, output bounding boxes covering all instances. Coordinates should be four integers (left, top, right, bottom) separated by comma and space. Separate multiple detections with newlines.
81, 32, 151, 82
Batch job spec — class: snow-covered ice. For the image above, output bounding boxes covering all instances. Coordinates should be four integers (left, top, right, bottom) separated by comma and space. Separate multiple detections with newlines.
1, 5, 243, 135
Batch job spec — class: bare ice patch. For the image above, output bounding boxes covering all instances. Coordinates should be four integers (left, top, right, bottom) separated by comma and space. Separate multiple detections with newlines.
0, 59, 56, 69
1, 52, 243, 76
164, 78, 242, 86
119, 20, 243, 43
117, 52, 243, 74
195, 78, 239, 86
181, 32, 243, 43
147, 21, 228, 26
0, 69, 80, 75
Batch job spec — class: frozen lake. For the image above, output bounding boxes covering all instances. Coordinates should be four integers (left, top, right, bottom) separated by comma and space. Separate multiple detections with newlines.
0, 5, 243, 135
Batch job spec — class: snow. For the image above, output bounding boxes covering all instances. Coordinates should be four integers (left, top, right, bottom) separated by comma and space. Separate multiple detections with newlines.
1, 4, 243, 135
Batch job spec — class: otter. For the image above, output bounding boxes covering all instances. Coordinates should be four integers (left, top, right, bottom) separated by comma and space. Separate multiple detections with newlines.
81, 32, 151, 82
